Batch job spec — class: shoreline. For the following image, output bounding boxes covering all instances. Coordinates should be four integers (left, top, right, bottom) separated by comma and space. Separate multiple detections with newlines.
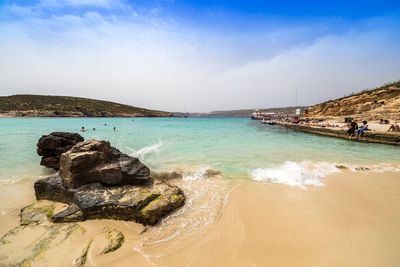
275, 122, 400, 146
1, 170, 400, 266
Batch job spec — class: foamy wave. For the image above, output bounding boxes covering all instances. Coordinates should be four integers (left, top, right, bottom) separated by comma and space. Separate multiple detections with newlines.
126, 141, 162, 161
251, 161, 341, 190
182, 167, 210, 181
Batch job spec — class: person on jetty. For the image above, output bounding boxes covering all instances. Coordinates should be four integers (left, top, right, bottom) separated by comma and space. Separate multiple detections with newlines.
356, 121, 369, 136
347, 120, 358, 137
387, 123, 400, 132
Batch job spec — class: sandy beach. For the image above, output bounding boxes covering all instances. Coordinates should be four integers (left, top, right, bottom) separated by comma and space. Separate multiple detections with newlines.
1, 170, 400, 266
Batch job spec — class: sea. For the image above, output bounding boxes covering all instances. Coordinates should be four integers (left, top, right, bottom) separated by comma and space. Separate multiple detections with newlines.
1, 117, 399, 187
1, 117, 400, 263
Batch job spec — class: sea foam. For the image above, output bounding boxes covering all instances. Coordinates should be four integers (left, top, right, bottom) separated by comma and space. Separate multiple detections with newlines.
126, 140, 162, 161
251, 161, 341, 190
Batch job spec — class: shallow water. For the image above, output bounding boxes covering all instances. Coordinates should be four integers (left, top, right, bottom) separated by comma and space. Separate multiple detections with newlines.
1, 117, 400, 186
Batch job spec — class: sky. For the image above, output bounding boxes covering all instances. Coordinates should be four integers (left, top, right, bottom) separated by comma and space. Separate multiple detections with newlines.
0, 0, 399, 112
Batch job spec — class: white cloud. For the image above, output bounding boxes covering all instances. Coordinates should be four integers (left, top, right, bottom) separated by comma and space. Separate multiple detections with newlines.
0, 3, 399, 112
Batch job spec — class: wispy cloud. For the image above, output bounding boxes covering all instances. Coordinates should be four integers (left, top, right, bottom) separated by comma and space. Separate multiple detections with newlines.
0, 1, 399, 111
38, 0, 124, 8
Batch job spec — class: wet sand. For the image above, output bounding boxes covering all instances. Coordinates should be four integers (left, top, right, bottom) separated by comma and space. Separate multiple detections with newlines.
1, 170, 400, 266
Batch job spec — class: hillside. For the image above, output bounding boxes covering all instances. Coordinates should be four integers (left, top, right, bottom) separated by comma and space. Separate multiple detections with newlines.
303, 81, 400, 121
174, 106, 305, 117
0, 95, 173, 117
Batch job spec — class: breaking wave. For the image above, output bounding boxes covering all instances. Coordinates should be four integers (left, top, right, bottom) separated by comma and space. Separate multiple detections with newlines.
251, 161, 340, 189
251, 161, 400, 190
126, 141, 162, 163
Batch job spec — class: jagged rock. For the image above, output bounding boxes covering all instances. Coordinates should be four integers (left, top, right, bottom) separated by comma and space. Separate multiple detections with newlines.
59, 140, 150, 188
52, 204, 84, 223
37, 132, 84, 169
35, 174, 76, 203
34, 175, 185, 225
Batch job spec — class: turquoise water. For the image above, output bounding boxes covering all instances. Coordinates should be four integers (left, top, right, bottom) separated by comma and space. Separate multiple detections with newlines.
1, 117, 400, 184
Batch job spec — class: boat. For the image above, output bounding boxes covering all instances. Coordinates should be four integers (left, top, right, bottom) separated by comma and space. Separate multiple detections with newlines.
261, 119, 276, 125
250, 109, 265, 120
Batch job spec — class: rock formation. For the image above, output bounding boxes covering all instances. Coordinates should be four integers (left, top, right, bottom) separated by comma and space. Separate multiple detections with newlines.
37, 132, 84, 169
303, 82, 400, 121
33, 139, 185, 225
59, 140, 149, 188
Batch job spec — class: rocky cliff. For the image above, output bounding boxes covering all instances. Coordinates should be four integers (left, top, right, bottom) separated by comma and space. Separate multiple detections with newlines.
0, 94, 173, 117
303, 81, 400, 121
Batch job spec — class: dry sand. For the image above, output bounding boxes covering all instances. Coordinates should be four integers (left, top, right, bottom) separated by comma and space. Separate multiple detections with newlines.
1, 170, 400, 266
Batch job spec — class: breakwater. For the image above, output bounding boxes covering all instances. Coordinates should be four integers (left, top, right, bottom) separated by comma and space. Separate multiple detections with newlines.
276, 122, 400, 146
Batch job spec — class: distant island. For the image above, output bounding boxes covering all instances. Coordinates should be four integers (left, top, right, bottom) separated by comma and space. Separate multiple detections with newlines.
0, 95, 173, 117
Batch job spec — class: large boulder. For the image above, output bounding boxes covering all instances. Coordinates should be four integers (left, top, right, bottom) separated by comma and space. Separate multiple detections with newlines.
37, 132, 84, 169
34, 136, 185, 225
34, 175, 185, 225
59, 140, 150, 188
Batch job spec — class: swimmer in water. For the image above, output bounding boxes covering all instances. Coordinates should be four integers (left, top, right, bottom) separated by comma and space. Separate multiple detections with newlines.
80, 127, 86, 132
113, 127, 116, 131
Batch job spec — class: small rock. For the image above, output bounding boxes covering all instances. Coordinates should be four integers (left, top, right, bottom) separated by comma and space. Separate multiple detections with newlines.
20, 202, 54, 225
335, 165, 347, 170
101, 227, 125, 254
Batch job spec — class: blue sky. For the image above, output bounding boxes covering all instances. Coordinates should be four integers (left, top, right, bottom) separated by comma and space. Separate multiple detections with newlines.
0, 0, 399, 112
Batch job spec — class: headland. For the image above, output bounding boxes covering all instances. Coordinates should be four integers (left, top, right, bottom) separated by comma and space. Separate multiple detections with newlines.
0, 95, 173, 117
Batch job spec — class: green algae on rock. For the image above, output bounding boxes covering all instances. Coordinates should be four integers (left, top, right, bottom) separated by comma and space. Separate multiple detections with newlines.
34, 138, 185, 225
101, 227, 125, 254
74, 239, 93, 267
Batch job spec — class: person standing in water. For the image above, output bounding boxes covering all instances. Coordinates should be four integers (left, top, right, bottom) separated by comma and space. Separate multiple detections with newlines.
113, 127, 116, 131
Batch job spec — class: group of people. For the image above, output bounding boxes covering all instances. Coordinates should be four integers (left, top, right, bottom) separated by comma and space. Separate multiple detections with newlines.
80, 125, 116, 132
346, 120, 369, 137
